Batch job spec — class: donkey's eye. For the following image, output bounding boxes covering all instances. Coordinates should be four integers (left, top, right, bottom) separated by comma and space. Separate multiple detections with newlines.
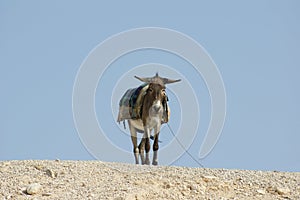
148, 88, 153, 92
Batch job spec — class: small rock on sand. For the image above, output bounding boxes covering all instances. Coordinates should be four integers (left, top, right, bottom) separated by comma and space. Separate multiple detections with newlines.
275, 187, 290, 195
26, 183, 42, 195
257, 189, 266, 195
202, 175, 218, 182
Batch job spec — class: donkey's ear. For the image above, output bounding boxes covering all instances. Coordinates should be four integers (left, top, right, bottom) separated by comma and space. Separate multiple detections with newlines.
134, 73, 181, 85
162, 78, 181, 85
134, 75, 150, 83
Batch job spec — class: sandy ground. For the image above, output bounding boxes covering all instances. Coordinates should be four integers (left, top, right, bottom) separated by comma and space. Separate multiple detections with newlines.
0, 160, 299, 200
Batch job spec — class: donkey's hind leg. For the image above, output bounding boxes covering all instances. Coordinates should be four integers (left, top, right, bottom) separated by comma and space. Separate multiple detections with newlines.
129, 121, 139, 164
131, 135, 139, 164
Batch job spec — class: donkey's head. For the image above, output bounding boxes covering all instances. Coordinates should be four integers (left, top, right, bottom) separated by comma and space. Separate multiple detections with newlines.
144, 83, 166, 115
135, 73, 181, 124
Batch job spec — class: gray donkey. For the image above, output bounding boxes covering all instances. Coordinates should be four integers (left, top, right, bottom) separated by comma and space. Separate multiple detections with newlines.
118, 73, 180, 165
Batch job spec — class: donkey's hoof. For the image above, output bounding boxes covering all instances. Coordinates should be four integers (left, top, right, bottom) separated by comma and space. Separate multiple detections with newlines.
152, 161, 158, 166
141, 160, 149, 165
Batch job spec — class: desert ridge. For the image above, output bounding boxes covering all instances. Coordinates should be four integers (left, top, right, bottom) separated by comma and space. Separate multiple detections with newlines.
0, 160, 299, 199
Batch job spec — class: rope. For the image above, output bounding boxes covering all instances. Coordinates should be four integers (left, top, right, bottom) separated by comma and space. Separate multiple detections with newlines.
166, 123, 205, 168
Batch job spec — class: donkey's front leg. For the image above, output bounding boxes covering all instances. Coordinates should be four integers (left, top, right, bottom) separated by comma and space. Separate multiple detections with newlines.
145, 137, 150, 165
142, 128, 151, 165
138, 138, 145, 164
152, 131, 160, 165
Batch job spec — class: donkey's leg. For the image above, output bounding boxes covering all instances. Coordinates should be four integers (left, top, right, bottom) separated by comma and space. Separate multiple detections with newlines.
152, 132, 160, 165
139, 128, 151, 165
145, 137, 151, 165
131, 135, 139, 164
138, 138, 146, 164
129, 121, 139, 164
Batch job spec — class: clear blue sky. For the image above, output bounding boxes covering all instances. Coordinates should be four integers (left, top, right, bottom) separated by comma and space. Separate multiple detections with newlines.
1, 1, 299, 172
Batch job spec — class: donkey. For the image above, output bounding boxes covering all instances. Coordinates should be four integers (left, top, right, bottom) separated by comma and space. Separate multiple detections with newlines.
126, 73, 180, 165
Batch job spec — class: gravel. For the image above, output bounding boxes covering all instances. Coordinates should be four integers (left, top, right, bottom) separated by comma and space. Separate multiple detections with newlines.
0, 160, 299, 199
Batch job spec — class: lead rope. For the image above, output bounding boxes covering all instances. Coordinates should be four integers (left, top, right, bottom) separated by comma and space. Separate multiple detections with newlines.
166, 123, 205, 168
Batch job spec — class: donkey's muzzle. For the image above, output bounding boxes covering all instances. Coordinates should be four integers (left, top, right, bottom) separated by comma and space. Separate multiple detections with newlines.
153, 104, 161, 112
